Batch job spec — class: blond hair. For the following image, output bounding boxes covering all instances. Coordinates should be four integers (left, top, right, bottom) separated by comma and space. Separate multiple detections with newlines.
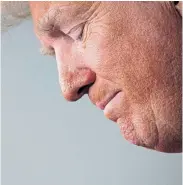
1, 1, 31, 32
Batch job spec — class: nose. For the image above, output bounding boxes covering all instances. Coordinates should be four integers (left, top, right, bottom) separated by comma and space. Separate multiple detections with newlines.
60, 68, 96, 101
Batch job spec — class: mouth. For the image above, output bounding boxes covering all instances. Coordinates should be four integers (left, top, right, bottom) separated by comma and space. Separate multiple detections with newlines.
91, 90, 158, 149
96, 91, 121, 110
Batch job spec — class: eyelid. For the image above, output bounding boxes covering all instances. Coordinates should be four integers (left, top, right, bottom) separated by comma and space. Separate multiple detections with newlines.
67, 22, 85, 39
67, 23, 84, 34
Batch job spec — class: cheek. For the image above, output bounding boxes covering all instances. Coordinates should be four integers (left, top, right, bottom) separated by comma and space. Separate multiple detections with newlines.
82, 35, 102, 69
81, 22, 114, 70
84, 34, 157, 105
83, 33, 122, 79
82, 21, 157, 100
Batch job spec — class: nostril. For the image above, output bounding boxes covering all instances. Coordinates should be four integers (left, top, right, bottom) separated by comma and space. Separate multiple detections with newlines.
77, 84, 93, 95
77, 85, 89, 95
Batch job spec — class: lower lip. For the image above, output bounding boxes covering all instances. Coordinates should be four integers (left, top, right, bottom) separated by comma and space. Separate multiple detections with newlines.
96, 91, 121, 110
103, 91, 122, 112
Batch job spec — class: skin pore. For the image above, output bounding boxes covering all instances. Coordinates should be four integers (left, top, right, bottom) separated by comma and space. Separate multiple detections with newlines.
29, 2, 182, 153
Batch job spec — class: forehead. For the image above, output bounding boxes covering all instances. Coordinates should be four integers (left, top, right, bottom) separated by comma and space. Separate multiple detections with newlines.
29, 1, 93, 30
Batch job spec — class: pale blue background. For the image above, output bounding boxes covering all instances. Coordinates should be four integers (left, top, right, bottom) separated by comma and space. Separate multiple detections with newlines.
1, 20, 182, 185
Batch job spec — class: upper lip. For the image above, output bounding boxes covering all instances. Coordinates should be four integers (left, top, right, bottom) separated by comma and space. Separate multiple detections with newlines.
93, 91, 121, 110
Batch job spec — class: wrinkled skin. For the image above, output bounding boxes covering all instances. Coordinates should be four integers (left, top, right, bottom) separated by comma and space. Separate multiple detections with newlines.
29, 2, 182, 153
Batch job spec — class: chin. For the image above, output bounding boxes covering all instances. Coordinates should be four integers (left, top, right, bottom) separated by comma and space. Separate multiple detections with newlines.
138, 141, 182, 153
136, 135, 182, 153
128, 135, 182, 153
153, 137, 182, 153
117, 118, 182, 153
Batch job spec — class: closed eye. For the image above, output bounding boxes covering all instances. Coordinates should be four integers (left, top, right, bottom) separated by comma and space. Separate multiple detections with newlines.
67, 22, 85, 40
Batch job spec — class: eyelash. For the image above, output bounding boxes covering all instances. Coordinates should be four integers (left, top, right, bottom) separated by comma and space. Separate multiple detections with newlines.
77, 28, 84, 40
67, 23, 85, 41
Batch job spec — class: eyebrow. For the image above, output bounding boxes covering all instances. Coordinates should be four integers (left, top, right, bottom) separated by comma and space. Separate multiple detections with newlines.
37, 8, 61, 36
36, 2, 94, 36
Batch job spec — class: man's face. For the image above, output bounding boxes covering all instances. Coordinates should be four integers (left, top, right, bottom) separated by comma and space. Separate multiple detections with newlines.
30, 2, 182, 153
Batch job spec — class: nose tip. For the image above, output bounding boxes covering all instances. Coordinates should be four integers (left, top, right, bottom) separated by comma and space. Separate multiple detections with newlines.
61, 68, 96, 102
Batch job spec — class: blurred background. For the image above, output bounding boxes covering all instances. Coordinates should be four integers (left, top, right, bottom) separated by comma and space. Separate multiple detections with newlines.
1, 19, 182, 185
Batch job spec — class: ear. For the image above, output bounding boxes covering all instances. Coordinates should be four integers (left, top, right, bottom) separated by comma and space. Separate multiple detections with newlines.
174, 1, 182, 16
